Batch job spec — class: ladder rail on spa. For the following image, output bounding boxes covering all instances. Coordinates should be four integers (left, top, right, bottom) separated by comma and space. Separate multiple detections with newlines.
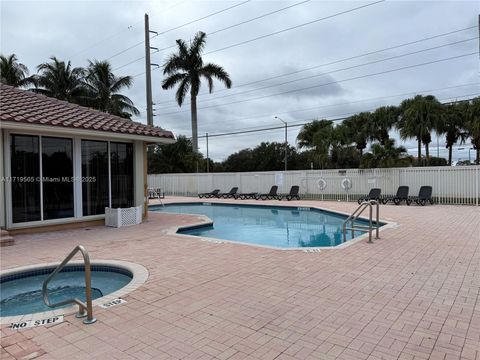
42, 245, 96, 324
342, 200, 380, 243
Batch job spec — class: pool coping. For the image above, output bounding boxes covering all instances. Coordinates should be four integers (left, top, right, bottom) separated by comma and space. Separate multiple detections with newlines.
0, 260, 149, 325
152, 201, 398, 251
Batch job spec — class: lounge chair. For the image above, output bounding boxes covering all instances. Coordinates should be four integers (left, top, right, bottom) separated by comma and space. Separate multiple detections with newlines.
234, 192, 258, 200
198, 189, 220, 198
217, 187, 238, 199
407, 186, 433, 206
255, 186, 278, 200
357, 188, 381, 204
382, 186, 409, 205
147, 188, 159, 199
278, 185, 300, 201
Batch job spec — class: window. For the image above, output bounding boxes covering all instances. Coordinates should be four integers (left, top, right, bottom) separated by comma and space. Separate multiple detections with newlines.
10, 135, 41, 223
110, 142, 134, 208
9, 134, 136, 224
81, 140, 109, 216
42, 137, 74, 220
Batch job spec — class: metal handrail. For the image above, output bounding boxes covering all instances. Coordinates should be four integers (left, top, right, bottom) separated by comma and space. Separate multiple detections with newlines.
42, 245, 97, 324
342, 200, 380, 243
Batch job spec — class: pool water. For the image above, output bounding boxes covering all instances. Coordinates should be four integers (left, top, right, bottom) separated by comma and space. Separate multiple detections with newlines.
0, 266, 132, 317
151, 203, 378, 248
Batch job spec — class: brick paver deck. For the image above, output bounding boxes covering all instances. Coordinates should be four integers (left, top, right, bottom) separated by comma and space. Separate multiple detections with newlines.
1, 198, 479, 359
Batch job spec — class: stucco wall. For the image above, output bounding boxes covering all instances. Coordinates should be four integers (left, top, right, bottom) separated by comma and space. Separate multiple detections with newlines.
0, 129, 4, 228
134, 140, 146, 215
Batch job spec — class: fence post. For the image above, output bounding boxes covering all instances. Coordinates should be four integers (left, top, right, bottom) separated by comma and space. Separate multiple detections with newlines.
476, 166, 479, 206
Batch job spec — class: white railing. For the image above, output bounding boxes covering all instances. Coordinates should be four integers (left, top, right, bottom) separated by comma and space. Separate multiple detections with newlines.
148, 165, 480, 205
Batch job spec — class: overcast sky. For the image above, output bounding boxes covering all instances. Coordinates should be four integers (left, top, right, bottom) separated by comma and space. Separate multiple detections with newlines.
1, 0, 479, 162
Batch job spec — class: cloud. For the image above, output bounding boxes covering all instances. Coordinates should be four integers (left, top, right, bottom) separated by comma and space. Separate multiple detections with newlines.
1, 0, 478, 162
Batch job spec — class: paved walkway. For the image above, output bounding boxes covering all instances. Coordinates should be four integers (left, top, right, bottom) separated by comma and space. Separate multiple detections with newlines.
1, 198, 479, 359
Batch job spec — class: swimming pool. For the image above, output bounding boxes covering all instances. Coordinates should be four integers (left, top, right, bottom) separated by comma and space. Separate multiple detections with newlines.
0, 265, 132, 317
151, 203, 381, 248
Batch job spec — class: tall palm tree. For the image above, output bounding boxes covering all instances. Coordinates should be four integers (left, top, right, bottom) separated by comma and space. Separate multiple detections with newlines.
84, 60, 139, 119
367, 106, 399, 145
397, 95, 442, 165
0, 54, 35, 87
437, 102, 468, 165
162, 31, 232, 152
33, 57, 85, 103
340, 112, 370, 157
466, 97, 480, 164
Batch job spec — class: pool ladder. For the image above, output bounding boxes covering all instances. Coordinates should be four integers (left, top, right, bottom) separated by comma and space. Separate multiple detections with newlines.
42, 245, 96, 324
342, 200, 380, 243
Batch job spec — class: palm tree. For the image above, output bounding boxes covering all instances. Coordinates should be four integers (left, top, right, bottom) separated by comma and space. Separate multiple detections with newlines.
297, 119, 334, 149
437, 102, 468, 165
466, 97, 480, 164
340, 112, 370, 157
162, 31, 232, 152
398, 95, 443, 165
297, 119, 336, 168
366, 139, 411, 168
367, 106, 399, 145
0, 54, 35, 87
84, 60, 139, 119
33, 57, 86, 103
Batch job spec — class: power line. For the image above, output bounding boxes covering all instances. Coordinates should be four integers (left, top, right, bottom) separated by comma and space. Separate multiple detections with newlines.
156, 52, 477, 115
68, 20, 143, 59
133, 0, 384, 78
71, 1, 190, 62
113, 52, 158, 72
156, 0, 251, 36
200, 92, 480, 138
195, 93, 479, 140
157, 37, 478, 109
106, 40, 146, 62
150, 0, 312, 55
109, 1, 251, 69
155, 26, 478, 106
208, 83, 480, 123
154, 25, 478, 106
203, 0, 385, 55
205, 92, 479, 138
136, 83, 480, 116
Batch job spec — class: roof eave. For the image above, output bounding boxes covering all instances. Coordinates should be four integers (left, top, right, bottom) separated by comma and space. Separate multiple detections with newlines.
0, 121, 176, 144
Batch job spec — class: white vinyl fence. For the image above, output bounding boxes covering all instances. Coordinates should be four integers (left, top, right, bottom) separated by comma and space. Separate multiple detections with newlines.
148, 166, 480, 205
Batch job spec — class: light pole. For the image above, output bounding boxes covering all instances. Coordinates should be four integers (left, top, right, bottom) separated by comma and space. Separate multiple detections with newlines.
275, 116, 287, 171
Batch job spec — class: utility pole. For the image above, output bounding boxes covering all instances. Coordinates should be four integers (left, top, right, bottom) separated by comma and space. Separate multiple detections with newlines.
206, 133, 209, 173
145, 14, 154, 126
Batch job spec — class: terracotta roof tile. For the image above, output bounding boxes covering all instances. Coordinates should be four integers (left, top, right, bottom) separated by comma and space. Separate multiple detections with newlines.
0, 84, 174, 140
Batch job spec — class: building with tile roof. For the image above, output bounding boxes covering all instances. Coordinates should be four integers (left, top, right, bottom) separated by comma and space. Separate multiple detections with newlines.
0, 84, 175, 230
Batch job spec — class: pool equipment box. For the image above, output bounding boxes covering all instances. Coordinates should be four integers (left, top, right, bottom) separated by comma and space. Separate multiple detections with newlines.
10, 315, 64, 329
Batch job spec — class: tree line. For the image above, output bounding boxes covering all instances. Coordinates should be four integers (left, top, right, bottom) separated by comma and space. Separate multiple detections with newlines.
0, 54, 139, 119
149, 95, 480, 173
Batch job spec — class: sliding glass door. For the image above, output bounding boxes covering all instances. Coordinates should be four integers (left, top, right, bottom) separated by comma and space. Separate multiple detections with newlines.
42, 137, 74, 220
81, 140, 109, 216
110, 142, 134, 208
10, 135, 41, 223
10, 135, 74, 223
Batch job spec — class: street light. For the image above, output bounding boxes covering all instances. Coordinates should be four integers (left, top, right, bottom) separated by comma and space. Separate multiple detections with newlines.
275, 116, 287, 171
